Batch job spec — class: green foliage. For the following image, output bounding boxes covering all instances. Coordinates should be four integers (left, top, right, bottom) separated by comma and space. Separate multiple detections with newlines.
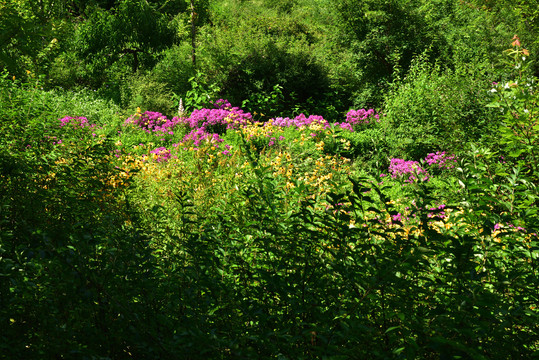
123, 157, 538, 358
124, 74, 176, 115
72, 0, 177, 90
151, 42, 196, 96
488, 80, 539, 179
0, 142, 161, 359
382, 56, 494, 160
3, 1, 539, 358
178, 71, 221, 112
334, 0, 438, 106
199, 0, 356, 118
2, 78, 539, 358
487, 39, 539, 184
418, 0, 515, 73
0, 1, 53, 76
322, 125, 388, 171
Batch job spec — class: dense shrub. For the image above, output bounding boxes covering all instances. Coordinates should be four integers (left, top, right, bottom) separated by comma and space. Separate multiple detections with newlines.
382, 57, 494, 160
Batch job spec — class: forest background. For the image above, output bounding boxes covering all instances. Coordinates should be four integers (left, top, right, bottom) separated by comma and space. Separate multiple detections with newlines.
1, 0, 539, 358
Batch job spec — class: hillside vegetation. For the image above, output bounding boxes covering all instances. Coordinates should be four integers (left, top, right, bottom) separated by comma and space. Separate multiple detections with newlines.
1, 0, 538, 358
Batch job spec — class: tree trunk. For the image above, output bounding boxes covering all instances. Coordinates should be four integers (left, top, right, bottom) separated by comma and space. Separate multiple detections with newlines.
191, 0, 196, 68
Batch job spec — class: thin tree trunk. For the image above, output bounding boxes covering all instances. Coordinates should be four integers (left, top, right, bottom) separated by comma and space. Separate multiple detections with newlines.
191, 0, 196, 68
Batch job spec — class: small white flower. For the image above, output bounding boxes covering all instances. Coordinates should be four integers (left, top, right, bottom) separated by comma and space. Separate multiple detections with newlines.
490, 88, 497, 93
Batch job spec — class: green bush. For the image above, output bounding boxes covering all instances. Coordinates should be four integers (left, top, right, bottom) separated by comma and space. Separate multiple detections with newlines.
197, 0, 358, 118
382, 57, 494, 160
151, 43, 196, 100
122, 74, 176, 116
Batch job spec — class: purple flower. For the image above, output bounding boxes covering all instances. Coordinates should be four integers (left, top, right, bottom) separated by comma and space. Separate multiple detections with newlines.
59, 116, 90, 128
177, 101, 253, 134
424, 151, 457, 170
150, 147, 172, 162
344, 108, 380, 130
271, 114, 330, 129
427, 204, 446, 219
182, 128, 227, 149
213, 99, 232, 109
389, 158, 430, 183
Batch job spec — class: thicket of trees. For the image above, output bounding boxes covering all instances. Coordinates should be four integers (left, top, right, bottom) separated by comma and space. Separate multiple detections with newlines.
2, 0, 537, 113
2, 0, 538, 159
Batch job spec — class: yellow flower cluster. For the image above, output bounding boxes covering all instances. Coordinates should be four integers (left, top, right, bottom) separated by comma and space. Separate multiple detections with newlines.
306, 123, 325, 133
239, 121, 285, 141
292, 132, 308, 146
262, 150, 352, 199
340, 138, 351, 151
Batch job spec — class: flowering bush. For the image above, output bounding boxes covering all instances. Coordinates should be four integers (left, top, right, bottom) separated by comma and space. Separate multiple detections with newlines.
271, 113, 331, 129
271, 109, 380, 133
149, 147, 172, 162
344, 108, 380, 129
125, 110, 182, 136
425, 151, 457, 170
181, 128, 225, 150
4, 79, 539, 360
59, 116, 95, 129
180, 99, 253, 135
427, 204, 447, 219
388, 158, 429, 183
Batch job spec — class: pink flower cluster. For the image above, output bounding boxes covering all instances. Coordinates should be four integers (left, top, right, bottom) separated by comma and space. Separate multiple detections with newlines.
59, 116, 95, 129
180, 99, 253, 134
122, 103, 384, 162
182, 128, 225, 149
125, 111, 182, 136
389, 158, 430, 183
427, 204, 447, 219
124, 105, 238, 160
345, 109, 380, 127
425, 151, 457, 170
268, 135, 286, 147
149, 147, 172, 162
270, 110, 380, 133
271, 114, 331, 129
213, 99, 232, 109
